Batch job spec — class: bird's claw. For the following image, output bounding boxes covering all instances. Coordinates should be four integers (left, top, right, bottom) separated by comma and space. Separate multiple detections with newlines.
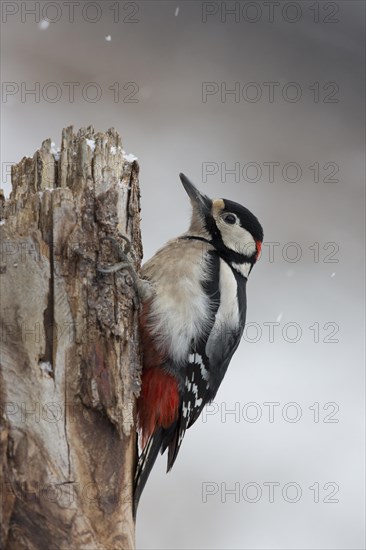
97, 261, 131, 274
97, 235, 137, 284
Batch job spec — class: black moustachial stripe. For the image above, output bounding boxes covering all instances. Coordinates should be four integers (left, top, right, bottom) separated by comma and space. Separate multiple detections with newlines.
180, 235, 252, 277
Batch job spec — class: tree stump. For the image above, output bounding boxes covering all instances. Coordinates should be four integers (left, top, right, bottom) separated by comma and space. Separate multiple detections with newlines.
0, 126, 142, 549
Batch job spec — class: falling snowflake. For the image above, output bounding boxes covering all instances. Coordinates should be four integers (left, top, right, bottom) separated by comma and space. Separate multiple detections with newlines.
38, 20, 50, 30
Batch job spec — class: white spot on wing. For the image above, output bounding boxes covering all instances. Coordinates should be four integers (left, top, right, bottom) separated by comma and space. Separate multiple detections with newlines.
188, 352, 210, 384
191, 382, 203, 407
200, 364, 209, 382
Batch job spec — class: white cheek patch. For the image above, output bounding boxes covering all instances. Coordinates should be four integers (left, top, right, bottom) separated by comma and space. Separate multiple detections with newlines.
219, 222, 256, 257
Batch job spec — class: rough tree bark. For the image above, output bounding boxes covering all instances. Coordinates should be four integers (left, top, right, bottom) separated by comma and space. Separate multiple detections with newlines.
0, 126, 142, 549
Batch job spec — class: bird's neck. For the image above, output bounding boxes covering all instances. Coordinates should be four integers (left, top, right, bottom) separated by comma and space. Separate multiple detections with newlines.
181, 234, 253, 279
230, 261, 252, 279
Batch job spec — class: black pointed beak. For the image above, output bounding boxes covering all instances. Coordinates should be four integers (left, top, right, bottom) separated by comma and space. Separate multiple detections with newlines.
179, 173, 211, 215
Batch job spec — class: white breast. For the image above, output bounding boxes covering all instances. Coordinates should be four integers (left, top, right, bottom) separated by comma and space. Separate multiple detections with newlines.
217, 259, 240, 329
143, 240, 216, 363
206, 259, 240, 357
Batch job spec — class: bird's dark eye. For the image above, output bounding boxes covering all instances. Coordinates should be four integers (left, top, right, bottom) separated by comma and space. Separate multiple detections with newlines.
223, 213, 236, 225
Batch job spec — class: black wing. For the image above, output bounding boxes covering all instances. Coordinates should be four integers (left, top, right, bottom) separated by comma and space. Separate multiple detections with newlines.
166, 257, 247, 471
135, 249, 220, 511
165, 351, 212, 470
135, 253, 247, 513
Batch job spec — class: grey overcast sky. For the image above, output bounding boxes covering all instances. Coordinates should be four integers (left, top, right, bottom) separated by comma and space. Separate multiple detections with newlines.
1, 1, 365, 549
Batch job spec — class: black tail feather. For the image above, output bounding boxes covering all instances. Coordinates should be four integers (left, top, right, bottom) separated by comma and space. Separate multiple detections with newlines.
166, 415, 185, 472
133, 428, 164, 518
134, 422, 181, 517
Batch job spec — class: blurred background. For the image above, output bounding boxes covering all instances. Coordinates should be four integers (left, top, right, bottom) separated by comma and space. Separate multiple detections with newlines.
1, 1, 365, 548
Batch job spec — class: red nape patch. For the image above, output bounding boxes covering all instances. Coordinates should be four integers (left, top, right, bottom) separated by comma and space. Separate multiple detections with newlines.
137, 368, 180, 444
255, 240, 262, 260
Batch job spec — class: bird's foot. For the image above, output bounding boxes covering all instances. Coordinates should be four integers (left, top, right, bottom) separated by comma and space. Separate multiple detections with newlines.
97, 234, 154, 305
97, 234, 139, 298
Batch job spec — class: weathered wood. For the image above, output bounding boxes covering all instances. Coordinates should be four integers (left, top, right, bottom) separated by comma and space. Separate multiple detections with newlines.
0, 126, 142, 549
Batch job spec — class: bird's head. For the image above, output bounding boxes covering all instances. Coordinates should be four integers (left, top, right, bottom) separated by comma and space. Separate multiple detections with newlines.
180, 173, 263, 267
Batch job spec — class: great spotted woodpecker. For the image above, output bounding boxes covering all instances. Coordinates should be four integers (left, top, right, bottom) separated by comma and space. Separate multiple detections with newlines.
134, 173, 263, 514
